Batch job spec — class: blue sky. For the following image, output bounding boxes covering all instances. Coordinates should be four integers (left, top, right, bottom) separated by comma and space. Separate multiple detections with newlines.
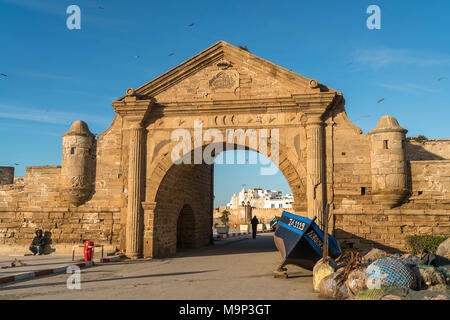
1, 0, 449, 206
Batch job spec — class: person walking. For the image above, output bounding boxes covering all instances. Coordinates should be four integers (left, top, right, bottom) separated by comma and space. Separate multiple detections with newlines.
251, 216, 259, 239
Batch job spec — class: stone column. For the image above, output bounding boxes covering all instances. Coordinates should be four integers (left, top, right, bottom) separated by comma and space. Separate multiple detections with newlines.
142, 201, 157, 257
306, 115, 325, 221
125, 124, 146, 259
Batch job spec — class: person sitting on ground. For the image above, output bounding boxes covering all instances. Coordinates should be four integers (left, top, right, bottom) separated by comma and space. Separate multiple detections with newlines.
251, 216, 259, 239
29, 229, 45, 255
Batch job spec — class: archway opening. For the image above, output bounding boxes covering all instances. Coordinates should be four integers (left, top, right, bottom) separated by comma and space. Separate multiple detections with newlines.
147, 143, 306, 258
214, 149, 294, 229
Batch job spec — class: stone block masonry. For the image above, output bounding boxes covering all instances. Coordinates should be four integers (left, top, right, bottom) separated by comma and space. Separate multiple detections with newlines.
0, 41, 448, 256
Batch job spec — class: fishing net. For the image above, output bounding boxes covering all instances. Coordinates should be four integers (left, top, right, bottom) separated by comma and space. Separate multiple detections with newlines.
417, 264, 448, 287
318, 271, 349, 300
398, 254, 421, 266
346, 268, 367, 296
366, 257, 417, 289
405, 289, 450, 300
354, 287, 411, 300
363, 248, 390, 264
355, 286, 450, 300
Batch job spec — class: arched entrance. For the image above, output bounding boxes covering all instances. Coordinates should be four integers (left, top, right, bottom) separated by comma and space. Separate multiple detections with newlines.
112, 41, 342, 258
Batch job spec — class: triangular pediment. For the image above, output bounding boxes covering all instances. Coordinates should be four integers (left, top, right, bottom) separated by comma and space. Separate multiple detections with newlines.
122, 41, 336, 103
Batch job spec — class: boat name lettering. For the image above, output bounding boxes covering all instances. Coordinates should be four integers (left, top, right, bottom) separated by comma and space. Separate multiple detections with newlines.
287, 218, 306, 231
307, 230, 323, 249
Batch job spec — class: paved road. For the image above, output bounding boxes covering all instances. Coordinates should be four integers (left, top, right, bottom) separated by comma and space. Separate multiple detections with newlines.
0, 254, 92, 278
0, 233, 320, 300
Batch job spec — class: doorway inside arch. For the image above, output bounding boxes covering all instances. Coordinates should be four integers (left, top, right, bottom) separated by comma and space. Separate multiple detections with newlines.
177, 204, 196, 249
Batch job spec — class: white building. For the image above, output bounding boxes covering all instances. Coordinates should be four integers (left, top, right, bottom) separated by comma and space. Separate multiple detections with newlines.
226, 188, 293, 209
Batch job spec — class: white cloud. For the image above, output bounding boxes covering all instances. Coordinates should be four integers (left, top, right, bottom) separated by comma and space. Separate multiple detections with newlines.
377, 82, 439, 94
353, 48, 450, 68
0, 104, 109, 127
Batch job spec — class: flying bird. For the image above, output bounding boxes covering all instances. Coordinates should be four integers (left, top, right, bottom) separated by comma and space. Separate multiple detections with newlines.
168, 53, 174, 56
135, 55, 140, 59
377, 98, 385, 103
188, 23, 194, 27
14, 163, 19, 166
0, 73, 7, 77
438, 77, 445, 81
347, 62, 353, 65
98, 6, 104, 10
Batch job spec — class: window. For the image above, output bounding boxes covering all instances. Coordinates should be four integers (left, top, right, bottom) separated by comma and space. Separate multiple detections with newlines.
361, 187, 366, 196
71, 147, 76, 155
383, 140, 389, 149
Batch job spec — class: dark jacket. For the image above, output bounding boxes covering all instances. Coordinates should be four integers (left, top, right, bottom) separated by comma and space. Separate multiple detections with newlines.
251, 217, 259, 226
31, 235, 45, 246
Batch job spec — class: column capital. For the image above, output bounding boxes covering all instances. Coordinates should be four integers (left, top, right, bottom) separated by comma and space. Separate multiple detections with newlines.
305, 114, 324, 126
292, 92, 340, 119
112, 88, 153, 128
142, 201, 157, 211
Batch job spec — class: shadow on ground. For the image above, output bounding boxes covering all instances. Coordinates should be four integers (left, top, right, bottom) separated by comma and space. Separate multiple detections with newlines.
175, 233, 278, 258
0, 269, 216, 291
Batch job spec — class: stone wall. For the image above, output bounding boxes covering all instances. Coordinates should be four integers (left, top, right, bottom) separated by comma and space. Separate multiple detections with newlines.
334, 211, 449, 252
214, 207, 284, 226
0, 117, 126, 254
406, 140, 450, 160
0, 167, 14, 186
0, 165, 122, 254
334, 159, 450, 252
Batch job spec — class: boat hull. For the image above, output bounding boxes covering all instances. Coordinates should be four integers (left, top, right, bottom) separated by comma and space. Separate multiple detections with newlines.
274, 211, 341, 271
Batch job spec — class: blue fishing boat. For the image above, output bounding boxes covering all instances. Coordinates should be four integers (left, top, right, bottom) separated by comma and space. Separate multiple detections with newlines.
273, 211, 342, 276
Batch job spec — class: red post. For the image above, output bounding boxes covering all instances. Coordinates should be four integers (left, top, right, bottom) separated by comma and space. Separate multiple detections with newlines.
83, 241, 94, 261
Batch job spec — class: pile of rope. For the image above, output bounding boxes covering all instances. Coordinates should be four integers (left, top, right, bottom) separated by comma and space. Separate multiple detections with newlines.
335, 249, 364, 285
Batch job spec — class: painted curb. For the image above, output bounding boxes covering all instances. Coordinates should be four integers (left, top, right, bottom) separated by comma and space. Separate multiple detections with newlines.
214, 230, 273, 240
0, 261, 93, 285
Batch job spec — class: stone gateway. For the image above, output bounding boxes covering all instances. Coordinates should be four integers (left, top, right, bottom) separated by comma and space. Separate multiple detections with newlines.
0, 41, 449, 257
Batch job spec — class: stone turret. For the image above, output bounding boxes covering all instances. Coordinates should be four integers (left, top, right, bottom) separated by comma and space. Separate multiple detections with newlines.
369, 115, 408, 208
61, 120, 96, 205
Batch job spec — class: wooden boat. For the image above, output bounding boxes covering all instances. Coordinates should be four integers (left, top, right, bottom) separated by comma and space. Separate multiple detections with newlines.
273, 211, 342, 277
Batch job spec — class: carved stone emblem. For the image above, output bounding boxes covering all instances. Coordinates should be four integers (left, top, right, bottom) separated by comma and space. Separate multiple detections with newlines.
70, 175, 88, 188
208, 70, 239, 93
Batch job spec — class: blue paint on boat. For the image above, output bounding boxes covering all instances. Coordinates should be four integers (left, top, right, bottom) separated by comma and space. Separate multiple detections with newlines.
273, 211, 342, 271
